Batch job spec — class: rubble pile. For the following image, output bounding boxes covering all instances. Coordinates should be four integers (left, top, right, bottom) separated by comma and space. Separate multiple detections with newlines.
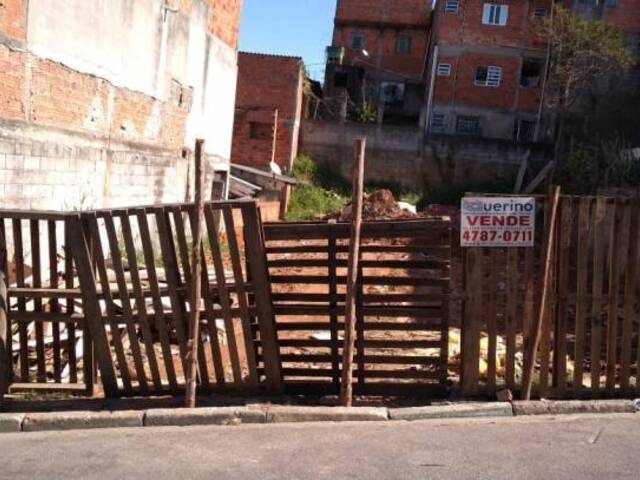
330, 189, 419, 221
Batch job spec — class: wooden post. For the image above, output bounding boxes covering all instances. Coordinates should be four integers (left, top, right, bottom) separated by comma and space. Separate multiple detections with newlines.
340, 138, 366, 407
522, 185, 561, 400
185, 139, 206, 408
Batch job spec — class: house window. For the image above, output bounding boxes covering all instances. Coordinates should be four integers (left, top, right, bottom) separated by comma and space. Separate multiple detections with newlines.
431, 113, 446, 133
437, 63, 452, 76
532, 8, 547, 19
350, 33, 365, 50
521, 60, 543, 87
475, 66, 502, 87
396, 35, 413, 54
514, 120, 536, 143
445, 0, 460, 14
380, 82, 405, 104
456, 116, 482, 136
604, 0, 618, 7
482, 4, 509, 26
334, 72, 349, 88
249, 122, 272, 140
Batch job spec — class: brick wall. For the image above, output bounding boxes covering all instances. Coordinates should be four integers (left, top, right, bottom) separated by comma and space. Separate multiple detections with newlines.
0, 0, 243, 210
231, 52, 304, 171
0, 0, 27, 42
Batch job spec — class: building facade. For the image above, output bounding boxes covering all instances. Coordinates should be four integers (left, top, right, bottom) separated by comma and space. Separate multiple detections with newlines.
231, 52, 305, 172
324, 0, 432, 125
0, 0, 243, 209
425, 0, 552, 142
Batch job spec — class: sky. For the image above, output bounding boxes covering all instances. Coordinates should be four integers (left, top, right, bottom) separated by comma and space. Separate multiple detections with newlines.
239, 0, 338, 80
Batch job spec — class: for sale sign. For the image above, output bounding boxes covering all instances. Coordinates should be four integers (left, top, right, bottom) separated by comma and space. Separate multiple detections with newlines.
461, 197, 535, 247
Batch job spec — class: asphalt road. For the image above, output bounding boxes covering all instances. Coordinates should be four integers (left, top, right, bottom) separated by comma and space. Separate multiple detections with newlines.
1, 414, 639, 479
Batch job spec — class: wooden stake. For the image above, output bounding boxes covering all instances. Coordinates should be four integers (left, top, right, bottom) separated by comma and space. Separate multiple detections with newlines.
185, 139, 206, 408
522, 185, 561, 400
339, 138, 366, 407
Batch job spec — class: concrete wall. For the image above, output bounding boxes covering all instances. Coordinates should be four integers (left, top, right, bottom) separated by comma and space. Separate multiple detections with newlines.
0, 0, 243, 210
300, 120, 546, 190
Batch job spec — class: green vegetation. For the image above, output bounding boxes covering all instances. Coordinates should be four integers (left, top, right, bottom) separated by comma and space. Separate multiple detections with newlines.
286, 155, 347, 221
540, 6, 637, 193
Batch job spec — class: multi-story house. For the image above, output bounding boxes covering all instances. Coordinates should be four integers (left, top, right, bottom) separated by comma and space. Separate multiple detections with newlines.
324, 0, 432, 125
425, 0, 552, 142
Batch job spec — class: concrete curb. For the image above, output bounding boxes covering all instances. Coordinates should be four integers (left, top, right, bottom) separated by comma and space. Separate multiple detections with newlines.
264, 406, 388, 423
389, 403, 513, 421
144, 407, 266, 427
0, 413, 25, 433
512, 400, 637, 416
1, 400, 638, 433
22, 411, 144, 432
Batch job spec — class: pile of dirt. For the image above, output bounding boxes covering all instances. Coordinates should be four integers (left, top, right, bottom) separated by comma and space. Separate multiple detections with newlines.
329, 189, 419, 221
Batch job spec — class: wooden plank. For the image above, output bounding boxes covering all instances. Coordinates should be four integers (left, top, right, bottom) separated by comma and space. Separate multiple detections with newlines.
47, 221, 62, 383
274, 321, 442, 332
523, 186, 561, 401
117, 212, 163, 392
590, 197, 609, 396
173, 205, 210, 392
242, 204, 283, 393
269, 275, 449, 287
521, 245, 535, 377
154, 208, 190, 376
64, 222, 78, 384
185, 140, 206, 408
29, 220, 46, 383
504, 248, 518, 391
339, 138, 366, 407
66, 215, 118, 397
86, 214, 133, 394
573, 197, 591, 391
222, 205, 259, 385
203, 204, 242, 384
606, 200, 626, 393
537, 195, 554, 397
461, 247, 482, 395
267, 259, 448, 270
103, 213, 149, 394
327, 231, 340, 387
0, 218, 8, 397
136, 211, 179, 391
553, 197, 572, 392
12, 219, 29, 382
620, 201, 639, 394
278, 354, 440, 365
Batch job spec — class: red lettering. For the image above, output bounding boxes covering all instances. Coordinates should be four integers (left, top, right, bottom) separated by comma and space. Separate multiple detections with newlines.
467, 216, 479, 226
506, 216, 518, 226
480, 216, 491, 226
520, 216, 530, 227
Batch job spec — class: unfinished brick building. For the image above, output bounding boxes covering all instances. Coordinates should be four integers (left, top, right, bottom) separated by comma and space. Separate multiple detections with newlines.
425, 0, 640, 142
0, 0, 243, 209
231, 52, 305, 172
324, 0, 432, 125
425, 0, 551, 142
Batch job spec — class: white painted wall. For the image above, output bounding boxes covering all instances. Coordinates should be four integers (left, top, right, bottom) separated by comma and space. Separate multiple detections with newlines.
26, 0, 238, 161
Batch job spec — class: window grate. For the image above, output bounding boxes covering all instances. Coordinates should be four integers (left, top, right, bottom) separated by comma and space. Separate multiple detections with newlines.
445, 0, 460, 14
437, 63, 452, 77
475, 66, 502, 87
431, 113, 446, 133
482, 3, 509, 26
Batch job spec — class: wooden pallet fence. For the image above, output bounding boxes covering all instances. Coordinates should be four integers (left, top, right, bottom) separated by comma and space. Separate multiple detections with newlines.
262, 218, 452, 396
461, 195, 640, 399
0, 211, 94, 397
0, 200, 282, 400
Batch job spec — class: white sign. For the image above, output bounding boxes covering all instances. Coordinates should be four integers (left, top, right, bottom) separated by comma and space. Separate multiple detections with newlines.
461, 197, 535, 247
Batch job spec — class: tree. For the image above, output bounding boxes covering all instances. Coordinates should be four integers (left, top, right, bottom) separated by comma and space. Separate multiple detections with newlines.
536, 6, 635, 167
